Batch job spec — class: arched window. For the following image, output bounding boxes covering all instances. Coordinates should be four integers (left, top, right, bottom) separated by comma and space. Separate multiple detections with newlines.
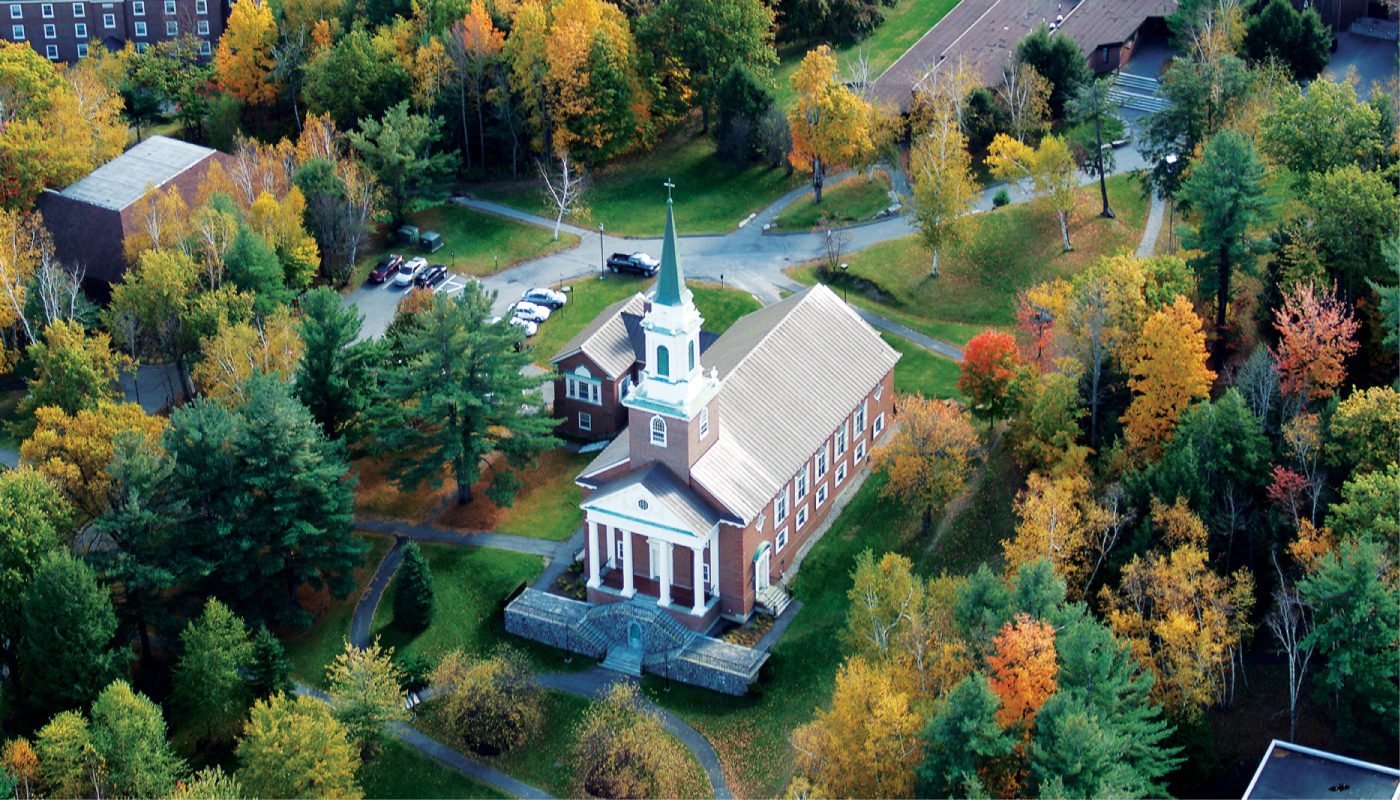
656, 345, 670, 378
688, 341, 695, 371
573, 365, 592, 378
650, 415, 667, 446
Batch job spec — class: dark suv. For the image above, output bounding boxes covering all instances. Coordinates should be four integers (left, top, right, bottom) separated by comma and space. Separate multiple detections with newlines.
369, 254, 404, 284
606, 252, 660, 277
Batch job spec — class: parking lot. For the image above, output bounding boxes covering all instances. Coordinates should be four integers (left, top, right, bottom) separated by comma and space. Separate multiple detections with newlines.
344, 267, 477, 341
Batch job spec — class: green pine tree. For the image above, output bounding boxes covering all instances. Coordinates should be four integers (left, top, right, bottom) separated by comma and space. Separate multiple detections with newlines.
172, 599, 254, 744
295, 287, 376, 442
392, 541, 434, 633
916, 672, 1015, 798
376, 283, 560, 506
19, 551, 125, 717
248, 624, 294, 699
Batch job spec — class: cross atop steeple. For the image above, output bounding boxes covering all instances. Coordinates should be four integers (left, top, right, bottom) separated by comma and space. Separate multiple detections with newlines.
663, 178, 675, 202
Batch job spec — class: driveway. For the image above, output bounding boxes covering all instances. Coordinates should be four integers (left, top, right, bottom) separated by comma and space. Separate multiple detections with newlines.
1325, 30, 1400, 99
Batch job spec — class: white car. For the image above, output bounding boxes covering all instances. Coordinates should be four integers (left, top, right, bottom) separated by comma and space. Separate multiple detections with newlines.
508, 316, 538, 337
522, 287, 568, 309
512, 301, 552, 323
393, 257, 428, 287
633, 252, 660, 271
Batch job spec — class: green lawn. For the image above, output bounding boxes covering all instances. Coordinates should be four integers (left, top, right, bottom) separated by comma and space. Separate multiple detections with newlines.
790, 175, 1150, 345
772, 0, 961, 107
771, 171, 893, 232
493, 450, 594, 541
350, 204, 580, 287
284, 533, 393, 685
360, 739, 508, 799
914, 435, 1018, 576
883, 333, 961, 399
528, 275, 762, 368
473, 133, 805, 238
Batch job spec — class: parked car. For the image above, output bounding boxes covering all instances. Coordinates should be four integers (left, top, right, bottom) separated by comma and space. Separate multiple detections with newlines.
369, 253, 403, 284
606, 252, 660, 276
511, 301, 552, 323
508, 316, 538, 337
522, 287, 568, 309
415, 264, 448, 288
394, 257, 428, 287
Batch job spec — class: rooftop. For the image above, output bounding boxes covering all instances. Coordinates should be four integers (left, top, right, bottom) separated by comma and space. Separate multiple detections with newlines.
1244, 741, 1400, 800
58, 135, 217, 212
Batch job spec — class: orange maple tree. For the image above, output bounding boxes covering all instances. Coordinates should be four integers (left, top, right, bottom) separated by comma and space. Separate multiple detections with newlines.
987, 613, 1058, 730
215, 0, 280, 106
958, 329, 1024, 422
1121, 296, 1215, 462
871, 395, 979, 534
1271, 280, 1359, 404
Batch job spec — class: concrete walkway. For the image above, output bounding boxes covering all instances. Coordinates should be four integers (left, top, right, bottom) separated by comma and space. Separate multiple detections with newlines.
355, 516, 563, 558
855, 309, 964, 361
1135, 192, 1167, 258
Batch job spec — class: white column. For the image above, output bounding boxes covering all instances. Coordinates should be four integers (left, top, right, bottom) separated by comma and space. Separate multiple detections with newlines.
606, 526, 616, 567
587, 522, 600, 588
622, 530, 635, 597
691, 543, 705, 615
657, 541, 673, 607
709, 536, 720, 603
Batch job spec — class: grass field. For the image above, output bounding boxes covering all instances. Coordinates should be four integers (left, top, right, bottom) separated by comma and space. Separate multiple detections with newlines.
528, 274, 762, 367
913, 435, 1018, 576
883, 333, 961, 399
436, 449, 593, 540
473, 132, 804, 238
371, 543, 544, 665
772, 0, 961, 107
790, 175, 1150, 345
771, 171, 893, 232
349, 205, 580, 287
284, 533, 392, 685
360, 739, 508, 800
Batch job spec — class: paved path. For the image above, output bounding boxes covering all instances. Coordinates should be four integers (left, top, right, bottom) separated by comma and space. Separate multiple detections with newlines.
350, 535, 404, 648
855, 309, 964, 361
1135, 192, 1166, 258
356, 516, 563, 558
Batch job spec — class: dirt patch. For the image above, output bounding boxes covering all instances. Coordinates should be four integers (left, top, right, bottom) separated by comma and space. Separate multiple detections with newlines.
353, 453, 455, 522
721, 613, 775, 648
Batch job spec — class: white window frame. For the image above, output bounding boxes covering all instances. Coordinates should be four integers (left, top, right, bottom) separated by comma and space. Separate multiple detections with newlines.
796, 504, 809, 529
131, 0, 143, 13
45, 43, 57, 57
795, 465, 808, 501
564, 367, 601, 405
73, 21, 85, 35
162, 0, 173, 12
8, 5, 19, 19
102, 11, 113, 26
76, 41, 87, 55
774, 487, 789, 526
194, 0, 205, 11
11, 23, 22, 38
195, 18, 206, 33
698, 406, 709, 439
835, 462, 848, 485
615, 539, 624, 562
197, 38, 209, 54
72, 2, 83, 15
874, 411, 885, 437
855, 439, 867, 463
816, 443, 829, 479
650, 415, 666, 447
164, 19, 175, 34
856, 398, 867, 433
702, 563, 711, 585
578, 411, 591, 432
816, 482, 828, 506
874, 381, 883, 400
135, 40, 147, 51
41, 3, 53, 18
132, 19, 144, 33
775, 527, 789, 553
836, 421, 848, 456
42, 22, 54, 36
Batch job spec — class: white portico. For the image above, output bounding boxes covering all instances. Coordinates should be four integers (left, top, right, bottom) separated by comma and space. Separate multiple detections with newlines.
581, 465, 722, 619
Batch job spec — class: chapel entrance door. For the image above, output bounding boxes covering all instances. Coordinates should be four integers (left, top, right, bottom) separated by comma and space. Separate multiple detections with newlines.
755, 545, 771, 592
627, 621, 642, 649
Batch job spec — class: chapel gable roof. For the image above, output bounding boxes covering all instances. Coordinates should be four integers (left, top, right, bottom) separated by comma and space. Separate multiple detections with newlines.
582, 463, 731, 537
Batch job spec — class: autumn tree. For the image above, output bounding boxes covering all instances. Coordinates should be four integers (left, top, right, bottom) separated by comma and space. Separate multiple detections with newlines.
1121, 296, 1214, 462
986, 133, 1079, 251
573, 682, 692, 799
216, 0, 280, 106
958, 330, 1024, 422
543, 0, 647, 161
1, 738, 39, 800
123, 183, 191, 264
1328, 386, 1400, 477
14, 320, 129, 438
871, 395, 978, 534
1002, 472, 1121, 598
325, 638, 407, 756
192, 307, 304, 404
0, 209, 48, 366
105, 248, 201, 401
88, 680, 186, 798
1270, 280, 1359, 405
788, 45, 875, 204
236, 693, 363, 799
1099, 499, 1255, 719
987, 613, 1058, 731
21, 401, 166, 519
909, 115, 979, 278
1008, 372, 1088, 477
33, 711, 104, 799
791, 657, 922, 798
431, 647, 543, 755
998, 62, 1050, 143
446, 0, 504, 169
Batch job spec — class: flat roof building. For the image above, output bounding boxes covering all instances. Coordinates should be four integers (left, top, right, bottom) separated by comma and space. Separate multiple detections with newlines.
1244, 740, 1400, 800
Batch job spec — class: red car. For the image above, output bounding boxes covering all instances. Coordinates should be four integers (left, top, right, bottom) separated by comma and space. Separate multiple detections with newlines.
369, 254, 404, 284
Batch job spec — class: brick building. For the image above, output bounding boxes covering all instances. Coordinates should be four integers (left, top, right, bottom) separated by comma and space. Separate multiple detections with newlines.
2, 0, 223, 63
557, 192, 900, 631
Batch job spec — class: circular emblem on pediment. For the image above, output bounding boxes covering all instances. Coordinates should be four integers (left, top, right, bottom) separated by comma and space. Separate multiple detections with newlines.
638, 499, 650, 511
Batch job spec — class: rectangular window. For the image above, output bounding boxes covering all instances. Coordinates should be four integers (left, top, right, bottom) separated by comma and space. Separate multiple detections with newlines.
796, 467, 808, 501
816, 483, 828, 506
74, 22, 85, 36
135, 41, 147, 51
197, 38, 209, 54
194, 0, 205, 10
45, 43, 57, 57
855, 439, 867, 463
874, 381, 883, 400
856, 399, 867, 433
816, 444, 828, 479
12, 24, 22, 39
702, 563, 710, 585
835, 462, 848, 485
131, 0, 142, 13
775, 527, 789, 553
836, 422, 848, 456
8, 5, 19, 19
195, 18, 206, 33
72, 2, 83, 15
76, 41, 87, 55
162, 0, 173, 12
698, 407, 709, 439
164, 19, 175, 34
774, 490, 788, 526
796, 504, 809, 529
43, 22, 54, 36
615, 539, 624, 562
873, 412, 885, 437
578, 411, 591, 432
102, 12, 113, 25
564, 374, 601, 405
41, 4, 53, 17
132, 19, 144, 33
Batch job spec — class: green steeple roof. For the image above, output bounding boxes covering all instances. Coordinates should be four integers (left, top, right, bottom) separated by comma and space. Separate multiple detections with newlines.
654, 182, 690, 307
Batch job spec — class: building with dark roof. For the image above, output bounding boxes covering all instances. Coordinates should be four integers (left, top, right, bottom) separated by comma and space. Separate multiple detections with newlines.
1244, 740, 1400, 800
2, 0, 224, 63
36, 135, 231, 284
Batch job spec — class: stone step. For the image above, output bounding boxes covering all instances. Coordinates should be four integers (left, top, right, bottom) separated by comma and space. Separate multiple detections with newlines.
1108, 89, 1170, 115
1114, 72, 1161, 92
757, 584, 792, 618
601, 646, 643, 677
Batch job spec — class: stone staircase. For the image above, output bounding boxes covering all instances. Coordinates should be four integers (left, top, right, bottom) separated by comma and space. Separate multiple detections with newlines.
757, 583, 792, 618
1109, 72, 1170, 115
601, 645, 643, 677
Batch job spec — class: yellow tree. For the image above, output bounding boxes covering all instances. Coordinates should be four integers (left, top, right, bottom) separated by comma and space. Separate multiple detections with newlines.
1099, 499, 1256, 719
0, 208, 48, 366
21, 401, 166, 519
503, 0, 550, 153
788, 45, 875, 204
845, 550, 921, 660
986, 613, 1058, 730
986, 133, 1079, 251
909, 121, 978, 278
791, 656, 922, 798
123, 184, 191, 264
192, 307, 304, 405
1002, 471, 1109, 597
1121, 296, 1214, 462
450, 0, 506, 169
871, 395, 979, 534
216, 0, 280, 106
544, 0, 644, 158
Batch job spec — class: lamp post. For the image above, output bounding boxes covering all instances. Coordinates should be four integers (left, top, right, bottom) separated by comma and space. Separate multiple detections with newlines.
599, 223, 606, 279
840, 262, 849, 303
451, 250, 456, 270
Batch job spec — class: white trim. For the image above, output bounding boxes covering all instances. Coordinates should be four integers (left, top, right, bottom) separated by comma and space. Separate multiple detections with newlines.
873, 411, 885, 437
42, 22, 53, 36
8, 4, 19, 19
816, 482, 828, 506
835, 461, 848, 485
698, 406, 709, 439
855, 439, 867, 463
74, 21, 85, 35
164, 18, 175, 34
40, 3, 52, 17
577, 411, 591, 432
132, 18, 143, 33
76, 41, 87, 55
131, 0, 142, 13
195, 18, 207, 33
856, 398, 867, 433
44, 42, 56, 57
1242, 740, 1400, 800
775, 526, 789, 552
796, 504, 808, 529
71, 2, 82, 15
649, 415, 666, 446
836, 420, 848, 456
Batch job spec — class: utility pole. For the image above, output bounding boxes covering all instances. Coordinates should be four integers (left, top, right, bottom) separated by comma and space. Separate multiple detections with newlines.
599, 223, 606, 279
